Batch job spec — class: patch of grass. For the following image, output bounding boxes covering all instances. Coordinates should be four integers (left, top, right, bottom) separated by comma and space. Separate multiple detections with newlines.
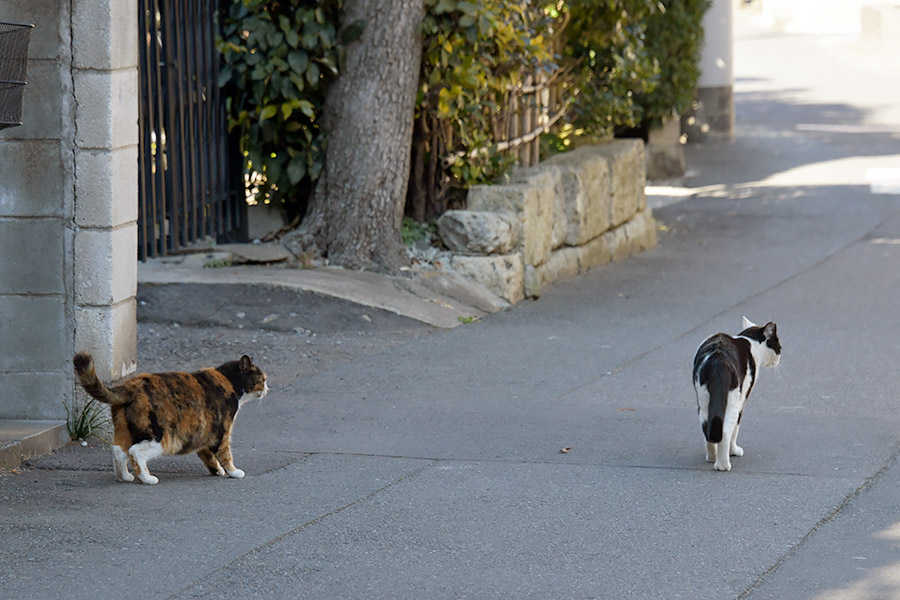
402, 217, 435, 246
64, 392, 111, 444
203, 258, 234, 268
458, 315, 480, 324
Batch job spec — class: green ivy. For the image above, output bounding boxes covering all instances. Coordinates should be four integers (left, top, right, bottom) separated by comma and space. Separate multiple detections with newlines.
559, 0, 661, 139
218, 0, 344, 213
417, 0, 555, 191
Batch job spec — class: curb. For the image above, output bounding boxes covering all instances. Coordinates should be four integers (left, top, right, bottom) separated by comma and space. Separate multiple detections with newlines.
0, 420, 70, 469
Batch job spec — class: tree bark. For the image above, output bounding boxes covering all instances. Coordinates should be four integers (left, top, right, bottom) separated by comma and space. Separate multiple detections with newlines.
283, 0, 425, 273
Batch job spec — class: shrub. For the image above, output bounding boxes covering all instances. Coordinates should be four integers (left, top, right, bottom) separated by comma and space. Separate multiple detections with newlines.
218, 1, 344, 217
635, 0, 711, 127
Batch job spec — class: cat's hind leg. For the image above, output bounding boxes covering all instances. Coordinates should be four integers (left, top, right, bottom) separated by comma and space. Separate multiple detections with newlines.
129, 440, 164, 484
730, 421, 744, 457
112, 444, 134, 482
714, 391, 742, 472
198, 448, 225, 476
705, 442, 717, 463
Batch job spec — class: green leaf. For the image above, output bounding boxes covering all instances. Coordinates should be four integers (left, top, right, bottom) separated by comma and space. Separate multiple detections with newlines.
259, 105, 278, 121
287, 157, 306, 184
288, 50, 309, 74
305, 62, 320, 86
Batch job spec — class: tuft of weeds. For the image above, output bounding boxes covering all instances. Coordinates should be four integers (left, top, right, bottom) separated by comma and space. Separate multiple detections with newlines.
458, 315, 480, 324
64, 390, 111, 444
203, 258, 233, 268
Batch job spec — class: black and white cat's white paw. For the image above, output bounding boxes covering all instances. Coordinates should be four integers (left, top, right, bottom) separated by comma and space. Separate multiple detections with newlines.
714, 459, 732, 472
730, 445, 744, 457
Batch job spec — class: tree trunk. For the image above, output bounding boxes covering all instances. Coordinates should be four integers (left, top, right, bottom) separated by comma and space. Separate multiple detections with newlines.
283, 0, 425, 273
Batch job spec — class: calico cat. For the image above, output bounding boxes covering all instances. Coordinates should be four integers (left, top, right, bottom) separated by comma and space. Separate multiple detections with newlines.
693, 317, 781, 471
73, 352, 268, 485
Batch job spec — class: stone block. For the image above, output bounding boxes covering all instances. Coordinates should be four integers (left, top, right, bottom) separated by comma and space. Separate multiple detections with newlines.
523, 265, 541, 299
535, 247, 580, 287
73, 0, 139, 70
582, 139, 646, 226
1, 0, 67, 61
544, 147, 612, 245
621, 209, 656, 253
74, 299, 137, 381
12, 60, 68, 140
0, 218, 64, 294
74, 68, 139, 149
450, 253, 524, 304
74, 224, 137, 305
0, 140, 66, 217
0, 295, 66, 372
509, 167, 567, 250
579, 233, 613, 271
75, 145, 139, 227
467, 184, 552, 267
437, 210, 520, 255
0, 372, 68, 420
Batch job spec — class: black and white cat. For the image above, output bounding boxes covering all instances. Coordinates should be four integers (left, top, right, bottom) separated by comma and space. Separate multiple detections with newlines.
693, 317, 781, 471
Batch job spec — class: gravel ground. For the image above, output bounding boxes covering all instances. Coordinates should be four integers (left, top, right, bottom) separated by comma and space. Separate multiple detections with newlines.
135, 283, 438, 389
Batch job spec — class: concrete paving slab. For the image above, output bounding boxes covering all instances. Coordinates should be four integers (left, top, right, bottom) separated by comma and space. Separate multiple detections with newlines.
0, 420, 67, 469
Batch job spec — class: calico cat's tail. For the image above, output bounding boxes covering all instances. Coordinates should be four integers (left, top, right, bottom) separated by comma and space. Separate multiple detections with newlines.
73, 352, 125, 405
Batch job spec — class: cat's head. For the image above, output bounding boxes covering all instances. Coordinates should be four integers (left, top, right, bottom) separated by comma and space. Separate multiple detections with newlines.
238, 355, 269, 402
740, 316, 781, 368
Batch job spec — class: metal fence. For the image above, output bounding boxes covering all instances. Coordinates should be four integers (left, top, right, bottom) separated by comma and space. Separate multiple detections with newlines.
138, 0, 243, 260
0, 22, 33, 130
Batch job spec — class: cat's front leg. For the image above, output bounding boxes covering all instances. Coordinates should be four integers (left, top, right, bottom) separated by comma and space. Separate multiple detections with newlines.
216, 435, 244, 479
198, 448, 225, 476
112, 445, 135, 482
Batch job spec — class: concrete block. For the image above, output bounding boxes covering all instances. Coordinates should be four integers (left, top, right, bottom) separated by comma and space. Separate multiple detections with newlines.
467, 184, 552, 267
0, 140, 66, 217
544, 147, 613, 245
623, 209, 658, 253
73, 0, 139, 70
74, 299, 137, 381
12, 59, 67, 140
582, 139, 646, 226
450, 253, 524, 304
437, 210, 520, 255
0, 295, 66, 372
75, 145, 139, 227
74, 68, 139, 149
536, 247, 581, 287
74, 224, 137, 305
645, 117, 686, 180
0, 218, 64, 294
510, 167, 568, 250
0, 0, 68, 61
523, 264, 541, 299
0, 373, 68, 420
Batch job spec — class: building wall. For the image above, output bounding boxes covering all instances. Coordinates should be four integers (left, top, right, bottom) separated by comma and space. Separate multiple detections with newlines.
0, 0, 137, 419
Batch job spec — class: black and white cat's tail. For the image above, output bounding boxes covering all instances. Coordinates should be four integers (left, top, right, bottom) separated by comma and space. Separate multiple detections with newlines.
702, 367, 730, 444
73, 352, 126, 406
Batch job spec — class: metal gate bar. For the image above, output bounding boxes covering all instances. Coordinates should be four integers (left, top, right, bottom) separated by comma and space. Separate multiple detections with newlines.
138, 0, 243, 260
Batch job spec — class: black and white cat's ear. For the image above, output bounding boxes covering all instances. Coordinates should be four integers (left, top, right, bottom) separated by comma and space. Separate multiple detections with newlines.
239, 355, 252, 372
764, 322, 777, 339
742, 316, 756, 329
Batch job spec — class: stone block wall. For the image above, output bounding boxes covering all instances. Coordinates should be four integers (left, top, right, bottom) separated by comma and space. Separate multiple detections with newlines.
438, 139, 657, 303
0, 1, 138, 419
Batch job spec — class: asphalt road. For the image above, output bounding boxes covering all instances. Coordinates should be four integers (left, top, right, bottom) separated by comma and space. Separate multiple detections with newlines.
3, 14, 900, 600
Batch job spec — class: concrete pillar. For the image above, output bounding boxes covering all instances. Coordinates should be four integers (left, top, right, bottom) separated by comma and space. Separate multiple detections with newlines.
0, 0, 137, 420
684, 0, 734, 140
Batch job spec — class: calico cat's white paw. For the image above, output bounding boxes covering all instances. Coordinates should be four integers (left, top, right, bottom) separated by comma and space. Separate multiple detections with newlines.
139, 474, 159, 485
117, 472, 135, 483
226, 468, 245, 479
730, 445, 744, 457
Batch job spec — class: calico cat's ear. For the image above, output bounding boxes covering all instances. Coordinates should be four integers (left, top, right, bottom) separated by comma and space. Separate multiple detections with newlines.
764, 322, 777, 339
742, 316, 756, 329
239, 355, 252, 372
